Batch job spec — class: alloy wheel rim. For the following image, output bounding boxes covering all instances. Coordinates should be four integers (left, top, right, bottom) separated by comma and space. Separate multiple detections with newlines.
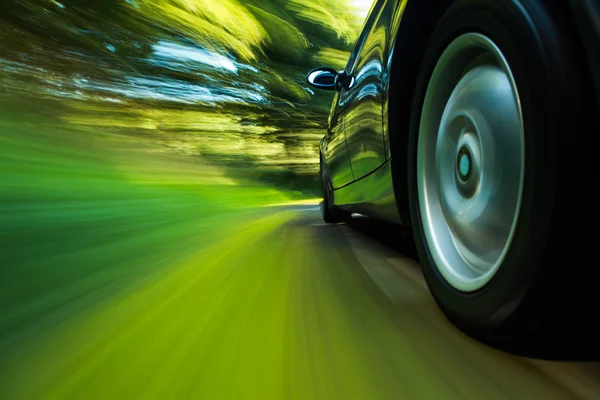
417, 33, 525, 292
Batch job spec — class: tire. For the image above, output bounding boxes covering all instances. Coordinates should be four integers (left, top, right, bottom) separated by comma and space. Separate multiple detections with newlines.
406, 0, 596, 357
320, 155, 348, 224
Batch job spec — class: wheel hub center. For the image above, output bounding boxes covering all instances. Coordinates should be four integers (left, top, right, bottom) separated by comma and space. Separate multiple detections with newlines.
457, 146, 472, 182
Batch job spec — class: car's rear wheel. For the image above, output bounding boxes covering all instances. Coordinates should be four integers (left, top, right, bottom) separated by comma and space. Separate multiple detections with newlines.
407, 0, 596, 356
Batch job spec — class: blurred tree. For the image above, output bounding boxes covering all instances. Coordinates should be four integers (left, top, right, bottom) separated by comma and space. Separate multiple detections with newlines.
0, 0, 368, 193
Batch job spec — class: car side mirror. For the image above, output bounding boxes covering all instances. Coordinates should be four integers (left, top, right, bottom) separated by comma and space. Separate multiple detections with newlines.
306, 67, 338, 91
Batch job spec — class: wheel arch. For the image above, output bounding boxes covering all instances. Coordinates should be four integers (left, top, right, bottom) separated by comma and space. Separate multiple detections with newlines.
386, 0, 454, 226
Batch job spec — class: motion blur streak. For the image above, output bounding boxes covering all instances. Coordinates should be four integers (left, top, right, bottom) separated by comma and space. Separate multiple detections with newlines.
3, 204, 600, 399
1, 0, 599, 399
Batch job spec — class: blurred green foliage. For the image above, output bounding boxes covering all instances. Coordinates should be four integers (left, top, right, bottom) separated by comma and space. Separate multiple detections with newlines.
0, 0, 369, 193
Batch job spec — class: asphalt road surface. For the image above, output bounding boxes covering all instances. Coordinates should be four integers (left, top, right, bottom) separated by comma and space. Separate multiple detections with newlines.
2, 204, 599, 400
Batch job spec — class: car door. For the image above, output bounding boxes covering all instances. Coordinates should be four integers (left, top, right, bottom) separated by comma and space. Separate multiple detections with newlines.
322, 90, 354, 189
338, 0, 390, 181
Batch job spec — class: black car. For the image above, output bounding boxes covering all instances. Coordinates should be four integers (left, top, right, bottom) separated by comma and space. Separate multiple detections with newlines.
308, 0, 597, 352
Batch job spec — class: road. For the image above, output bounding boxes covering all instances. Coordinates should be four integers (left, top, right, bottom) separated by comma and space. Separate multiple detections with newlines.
1, 204, 599, 400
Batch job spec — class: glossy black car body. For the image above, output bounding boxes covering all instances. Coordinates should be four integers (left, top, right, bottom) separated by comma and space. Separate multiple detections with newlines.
309, 0, 598, 354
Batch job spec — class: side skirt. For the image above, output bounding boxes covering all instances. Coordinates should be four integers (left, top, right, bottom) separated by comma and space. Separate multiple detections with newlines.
334, 159, 405, 225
